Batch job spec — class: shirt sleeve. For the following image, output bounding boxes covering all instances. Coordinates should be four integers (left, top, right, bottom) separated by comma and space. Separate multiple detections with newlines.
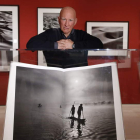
54, 42, 58, 49
74, 30, 103, 49
26, 29, 55, 50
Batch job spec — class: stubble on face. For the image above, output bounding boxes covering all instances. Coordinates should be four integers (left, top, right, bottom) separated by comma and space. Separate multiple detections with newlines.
59, 7, 77, 37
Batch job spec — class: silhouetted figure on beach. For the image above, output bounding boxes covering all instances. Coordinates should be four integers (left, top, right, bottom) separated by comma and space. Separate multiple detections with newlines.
70, 105, 75, 117
77, 104, 83, 119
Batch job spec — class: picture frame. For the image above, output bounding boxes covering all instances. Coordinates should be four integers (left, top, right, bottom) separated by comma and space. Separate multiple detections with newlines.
37, 8, 61, 66
0, 5, 19, 71
3, 62, 125, 140
86, 21, 129, 56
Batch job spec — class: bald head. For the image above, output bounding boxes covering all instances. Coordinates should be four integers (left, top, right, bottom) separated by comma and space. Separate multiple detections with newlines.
60, 7, 76, 19
58, 7, 77, 37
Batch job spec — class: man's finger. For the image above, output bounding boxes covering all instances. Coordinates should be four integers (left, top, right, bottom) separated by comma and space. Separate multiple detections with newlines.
58, 40, 66, 44
57, 41, 65, 45
58, 47, 65, 50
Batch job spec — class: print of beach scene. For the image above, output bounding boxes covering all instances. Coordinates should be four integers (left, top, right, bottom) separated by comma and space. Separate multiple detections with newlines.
13, 66, 116, 140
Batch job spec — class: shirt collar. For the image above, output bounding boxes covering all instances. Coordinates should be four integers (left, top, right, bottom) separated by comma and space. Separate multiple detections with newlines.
59, 28, 74, 39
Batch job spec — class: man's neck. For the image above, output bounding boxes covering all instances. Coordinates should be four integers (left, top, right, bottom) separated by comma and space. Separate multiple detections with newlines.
61, 29, 74, 39
64, 33, 70, 38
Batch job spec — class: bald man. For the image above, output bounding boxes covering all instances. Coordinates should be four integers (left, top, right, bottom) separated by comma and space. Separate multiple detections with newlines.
27, 7, 103, 68
57, 7, 77, 50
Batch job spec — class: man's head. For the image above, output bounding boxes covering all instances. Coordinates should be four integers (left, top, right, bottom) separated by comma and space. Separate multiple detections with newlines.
58, 7, 77, 37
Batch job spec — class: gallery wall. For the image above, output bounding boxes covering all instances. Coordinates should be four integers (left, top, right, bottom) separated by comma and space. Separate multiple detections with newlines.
0, 0, 140, 105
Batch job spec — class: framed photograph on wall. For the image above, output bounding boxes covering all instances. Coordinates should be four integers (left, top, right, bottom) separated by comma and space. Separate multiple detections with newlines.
86, 21, 129, 56
0, 5, 19, 71
37, 8, 61, 66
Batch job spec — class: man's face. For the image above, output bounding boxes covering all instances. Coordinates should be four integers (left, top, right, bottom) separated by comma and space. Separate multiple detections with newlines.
58, 9, 77, 37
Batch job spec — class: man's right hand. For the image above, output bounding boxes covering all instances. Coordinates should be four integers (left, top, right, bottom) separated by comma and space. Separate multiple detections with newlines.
57, 39, 74, 50
57, 40, 66, 50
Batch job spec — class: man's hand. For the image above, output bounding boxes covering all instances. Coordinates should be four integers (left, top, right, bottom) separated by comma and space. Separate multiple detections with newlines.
57, 39, 74, 50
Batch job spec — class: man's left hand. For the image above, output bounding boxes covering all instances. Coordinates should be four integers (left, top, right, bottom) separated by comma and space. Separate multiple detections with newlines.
57, 39, 74, 50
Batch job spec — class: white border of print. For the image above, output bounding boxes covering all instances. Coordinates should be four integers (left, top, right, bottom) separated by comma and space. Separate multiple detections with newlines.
86, 22, 129, 56
37, 8, 61, 66
0, 6, 19, 71
3, 62, 125, 140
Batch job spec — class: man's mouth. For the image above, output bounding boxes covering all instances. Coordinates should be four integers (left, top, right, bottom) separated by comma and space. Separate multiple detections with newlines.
64, 27, 69, 29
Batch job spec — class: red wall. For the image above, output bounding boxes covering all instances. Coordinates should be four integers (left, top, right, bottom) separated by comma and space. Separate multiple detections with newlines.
1, 0, 140, 49
0, 0, 140, 105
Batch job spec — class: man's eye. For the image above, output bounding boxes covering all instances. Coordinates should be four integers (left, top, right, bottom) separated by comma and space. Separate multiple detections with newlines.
69, 19, 74, 21
62, 18, 66, 20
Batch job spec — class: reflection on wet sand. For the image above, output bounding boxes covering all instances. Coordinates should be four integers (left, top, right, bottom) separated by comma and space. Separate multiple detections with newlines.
63, 104, 117, 140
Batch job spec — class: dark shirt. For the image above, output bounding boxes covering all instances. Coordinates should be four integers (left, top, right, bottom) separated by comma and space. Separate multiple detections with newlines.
26, 28, 103, 68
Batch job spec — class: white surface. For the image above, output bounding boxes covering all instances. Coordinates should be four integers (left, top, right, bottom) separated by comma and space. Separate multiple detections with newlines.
3, 62, 125, 140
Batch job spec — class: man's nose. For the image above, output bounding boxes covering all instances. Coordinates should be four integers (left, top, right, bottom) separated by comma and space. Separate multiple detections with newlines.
65, 20, 69, 26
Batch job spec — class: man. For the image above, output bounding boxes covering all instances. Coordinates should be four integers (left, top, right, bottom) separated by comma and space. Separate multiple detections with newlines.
27, 7, 103, 68
70, 105, 75, 117
77, 104, 83, 119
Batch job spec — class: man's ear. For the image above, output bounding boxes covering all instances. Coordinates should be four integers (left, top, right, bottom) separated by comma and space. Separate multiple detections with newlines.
58, 16, 60, 24
74, 18, 77, 25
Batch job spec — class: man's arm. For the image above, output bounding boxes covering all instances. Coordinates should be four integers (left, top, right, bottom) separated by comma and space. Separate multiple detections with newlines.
26, 29, 55, 50
73, 30, 103, 49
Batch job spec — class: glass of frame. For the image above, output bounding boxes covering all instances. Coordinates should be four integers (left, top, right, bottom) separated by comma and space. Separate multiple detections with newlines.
0, 5, 19, 71
86, 21, 129, 56
37, 8, 61, 66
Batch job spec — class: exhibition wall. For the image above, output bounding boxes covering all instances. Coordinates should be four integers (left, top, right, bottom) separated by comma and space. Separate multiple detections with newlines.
0, 0, 140, 105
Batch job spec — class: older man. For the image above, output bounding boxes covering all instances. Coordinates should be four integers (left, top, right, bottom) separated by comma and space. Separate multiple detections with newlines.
27, 7, 103, 68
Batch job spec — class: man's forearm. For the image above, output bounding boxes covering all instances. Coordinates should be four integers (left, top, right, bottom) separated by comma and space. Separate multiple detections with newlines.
26, 36, 55, 50
74, 30, 103, 49
74, 39, 103, 49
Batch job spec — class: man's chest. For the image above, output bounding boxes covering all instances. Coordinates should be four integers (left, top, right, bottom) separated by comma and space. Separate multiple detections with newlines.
46, 31, 76, 42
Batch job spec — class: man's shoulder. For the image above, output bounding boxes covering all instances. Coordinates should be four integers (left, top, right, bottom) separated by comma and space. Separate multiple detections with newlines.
74, 29, 89, 36
44, 28, 60, 33
74, 29, 86, 33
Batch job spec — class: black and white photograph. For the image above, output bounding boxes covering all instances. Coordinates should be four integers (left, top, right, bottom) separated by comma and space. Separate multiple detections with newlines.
63, 66, 116, 139
38, 8, 61, 34
0, 11, 12, 49
86, 22, 128, 49
86, 22, 128, 56
0, 6, 19, 71
3, 62, 125, 140
43, 13, 59, 30
37, 8, 61, 66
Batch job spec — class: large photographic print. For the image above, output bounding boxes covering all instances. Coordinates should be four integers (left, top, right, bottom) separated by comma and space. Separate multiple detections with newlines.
63, 66, 117, 139
3, 62, 125, 140
0, 6, 19, 71
86, 22, 129, 56
38, 8, 61, 66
